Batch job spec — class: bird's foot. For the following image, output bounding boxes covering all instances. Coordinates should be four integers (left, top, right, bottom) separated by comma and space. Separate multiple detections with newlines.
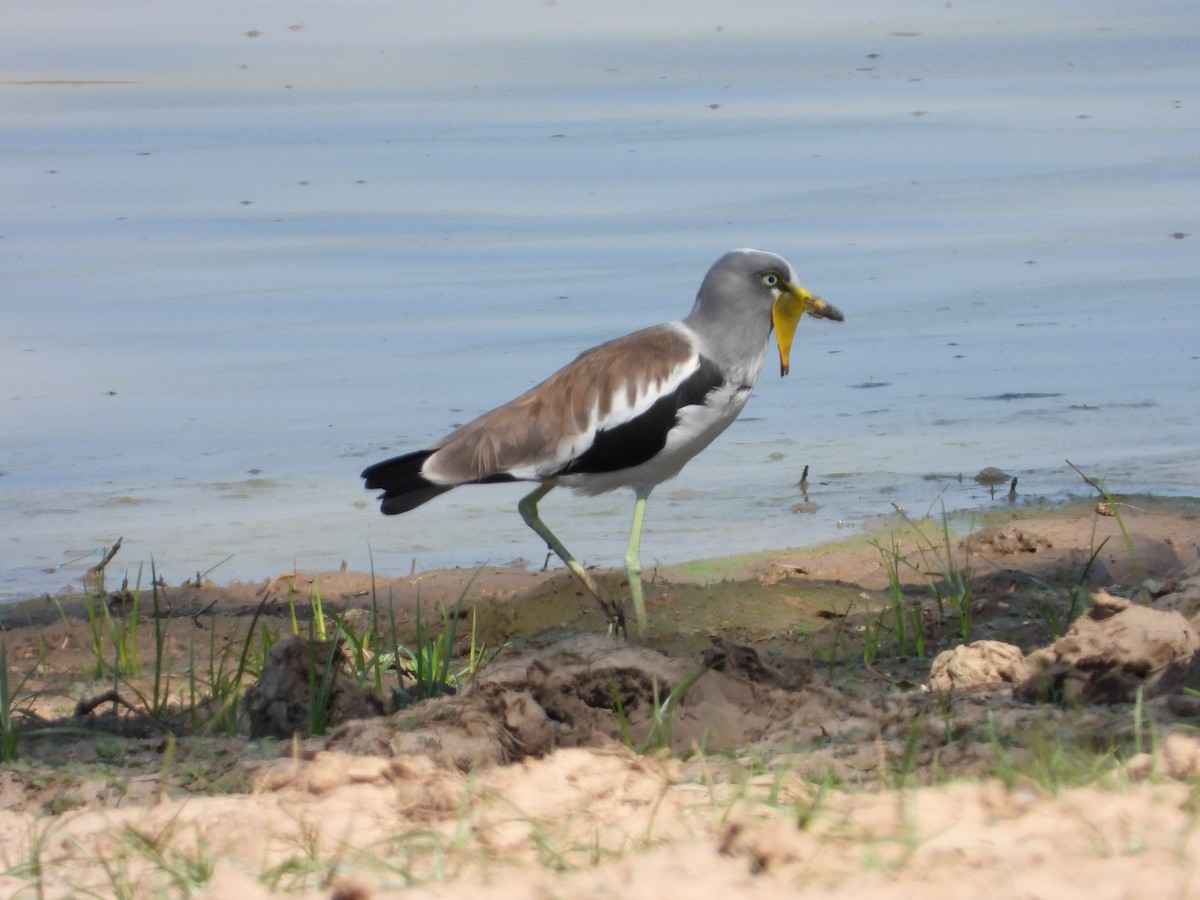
598, 596, 628, 639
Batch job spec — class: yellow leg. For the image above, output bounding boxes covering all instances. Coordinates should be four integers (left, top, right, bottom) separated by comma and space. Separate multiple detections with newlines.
623, 486, 653, 637
518, 484, 625, 633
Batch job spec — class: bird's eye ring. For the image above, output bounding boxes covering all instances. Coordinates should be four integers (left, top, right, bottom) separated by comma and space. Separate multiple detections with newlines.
760, 272, 780, 288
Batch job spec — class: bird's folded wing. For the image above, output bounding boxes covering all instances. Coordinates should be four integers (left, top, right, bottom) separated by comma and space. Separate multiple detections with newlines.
423, 324, 722, 483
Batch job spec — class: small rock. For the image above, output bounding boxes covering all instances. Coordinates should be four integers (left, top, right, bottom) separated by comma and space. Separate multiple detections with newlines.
973, 467, 1011, 485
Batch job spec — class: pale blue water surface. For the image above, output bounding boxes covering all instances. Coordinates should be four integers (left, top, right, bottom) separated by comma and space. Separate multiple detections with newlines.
2, 1, 1198, 603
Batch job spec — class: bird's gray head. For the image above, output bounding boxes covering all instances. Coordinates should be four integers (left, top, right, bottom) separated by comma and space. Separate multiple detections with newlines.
690, 249, 843, 376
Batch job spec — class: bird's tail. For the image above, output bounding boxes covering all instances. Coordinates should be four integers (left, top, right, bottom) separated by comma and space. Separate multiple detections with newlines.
361, 450, 453, 515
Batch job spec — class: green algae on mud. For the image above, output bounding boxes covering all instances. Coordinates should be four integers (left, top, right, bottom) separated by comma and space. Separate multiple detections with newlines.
458, 570, 864, 660
8, 494, 1198, 670
208, 478, 285, 500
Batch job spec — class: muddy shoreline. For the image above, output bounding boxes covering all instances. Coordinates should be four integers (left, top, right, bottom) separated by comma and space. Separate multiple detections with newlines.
1, 494, 1199, 897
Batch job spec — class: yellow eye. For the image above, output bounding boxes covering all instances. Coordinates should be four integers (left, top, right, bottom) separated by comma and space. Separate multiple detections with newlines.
760, 272, 780, 288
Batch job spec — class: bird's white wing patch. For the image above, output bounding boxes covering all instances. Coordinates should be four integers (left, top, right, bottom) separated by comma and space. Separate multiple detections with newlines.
557, 379, 752, 494
533, 351, 702, 478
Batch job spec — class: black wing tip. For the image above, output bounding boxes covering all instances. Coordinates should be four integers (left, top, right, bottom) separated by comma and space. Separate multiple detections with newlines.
378, 484, 452, 515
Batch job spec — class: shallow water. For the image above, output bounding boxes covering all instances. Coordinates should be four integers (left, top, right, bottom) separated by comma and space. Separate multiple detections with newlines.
2, 1, 1199, 603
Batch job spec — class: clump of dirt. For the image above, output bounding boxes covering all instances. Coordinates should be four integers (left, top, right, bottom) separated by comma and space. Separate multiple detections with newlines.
1145, 557, 1200, 625
964, 524, 1052, 555
1018, 590, 1200, 704
927, 586, 1200, 703
1126, 731, 1200, 781
929, 639, 1032, 691
244, 636, 383, 739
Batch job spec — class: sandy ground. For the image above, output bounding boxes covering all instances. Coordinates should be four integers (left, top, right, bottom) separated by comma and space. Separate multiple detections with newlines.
2, 496, 1200, 898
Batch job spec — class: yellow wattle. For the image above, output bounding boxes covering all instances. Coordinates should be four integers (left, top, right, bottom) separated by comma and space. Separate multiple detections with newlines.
771, 292, 808, 377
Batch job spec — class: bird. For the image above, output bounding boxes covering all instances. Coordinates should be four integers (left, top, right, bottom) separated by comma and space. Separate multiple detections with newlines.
362, 249, 844, 636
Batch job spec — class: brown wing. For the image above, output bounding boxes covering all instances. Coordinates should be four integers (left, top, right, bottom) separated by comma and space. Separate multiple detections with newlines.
424, 325, 700, 483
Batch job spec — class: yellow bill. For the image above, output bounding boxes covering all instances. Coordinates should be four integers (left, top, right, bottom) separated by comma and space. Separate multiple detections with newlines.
772, 285, 844, 376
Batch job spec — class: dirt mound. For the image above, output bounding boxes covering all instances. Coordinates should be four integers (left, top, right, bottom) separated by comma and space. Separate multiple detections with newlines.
322, 635, 836, 767
927, 585, 1200, 703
